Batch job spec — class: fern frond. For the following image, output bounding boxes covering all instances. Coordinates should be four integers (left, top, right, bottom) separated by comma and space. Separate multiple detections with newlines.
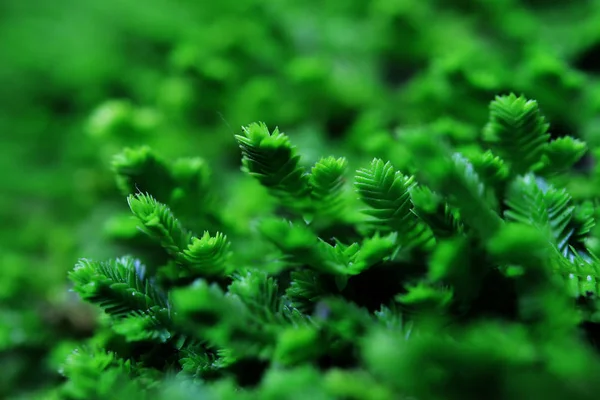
538, 136, 588, 177
128, 193, 231, 281
69, 257, 169, 318
181, 232, 232, 277
470, 150, 510, 196
235, 122, 310, 211
309, 156, 350, 221
355, 159, 419, 234
504, 175, 575, 256
483, 93, 550, 175
128, 193, 192, 256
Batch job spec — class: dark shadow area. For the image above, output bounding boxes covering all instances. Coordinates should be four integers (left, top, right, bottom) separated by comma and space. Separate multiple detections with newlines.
324, 105, 360, 139
575, 41, 600, 74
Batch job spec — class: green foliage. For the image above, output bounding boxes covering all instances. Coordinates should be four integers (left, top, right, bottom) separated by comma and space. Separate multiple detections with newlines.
9, 1, 600, 398
54, 93, 600, 400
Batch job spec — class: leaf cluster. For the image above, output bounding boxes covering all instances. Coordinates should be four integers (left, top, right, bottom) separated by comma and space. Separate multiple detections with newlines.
61, 94, 600, 400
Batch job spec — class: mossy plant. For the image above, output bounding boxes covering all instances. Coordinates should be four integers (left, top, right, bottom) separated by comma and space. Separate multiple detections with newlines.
7, 2, 600, 398
51, 94, 600, 399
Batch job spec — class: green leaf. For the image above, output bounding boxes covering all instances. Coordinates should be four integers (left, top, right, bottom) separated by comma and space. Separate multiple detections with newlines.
483, 93, 551, 175
69, 257, 168, 319
355, 159, 417, 234
128, 193, 192, 256
235, 122, 310, 212
182, 231, 232, 277
538, 136, 588, 177
504, 175, 575, 256
309, 156, 350, 222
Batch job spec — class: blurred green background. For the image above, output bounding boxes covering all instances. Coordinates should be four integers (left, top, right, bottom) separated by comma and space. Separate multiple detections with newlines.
2, 0, 600, 397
